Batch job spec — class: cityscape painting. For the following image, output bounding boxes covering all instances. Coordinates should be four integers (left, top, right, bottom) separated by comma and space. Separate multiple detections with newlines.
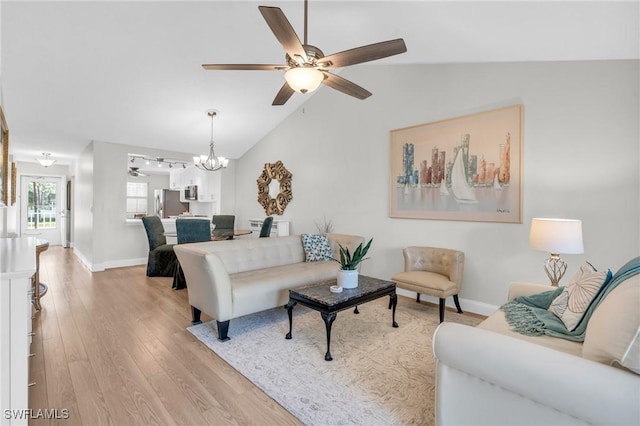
389, 105, 523, 223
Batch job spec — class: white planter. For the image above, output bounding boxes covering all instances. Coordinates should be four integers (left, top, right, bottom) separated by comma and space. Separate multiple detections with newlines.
337, 269, 359, 289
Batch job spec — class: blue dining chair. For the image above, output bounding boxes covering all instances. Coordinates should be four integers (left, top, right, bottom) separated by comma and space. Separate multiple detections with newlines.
259, 216, 274, 238
176, 218, 211, 244
173, 218, 211, 289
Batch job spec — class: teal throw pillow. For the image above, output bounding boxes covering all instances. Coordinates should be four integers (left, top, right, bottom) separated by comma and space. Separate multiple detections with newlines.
301, 234, 333, 262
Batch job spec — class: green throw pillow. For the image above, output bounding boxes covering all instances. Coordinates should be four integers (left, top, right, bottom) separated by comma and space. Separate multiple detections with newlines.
301, 234, 333, 262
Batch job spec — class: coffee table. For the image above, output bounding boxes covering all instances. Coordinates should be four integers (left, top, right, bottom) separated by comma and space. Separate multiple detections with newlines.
285, 275, 398, 361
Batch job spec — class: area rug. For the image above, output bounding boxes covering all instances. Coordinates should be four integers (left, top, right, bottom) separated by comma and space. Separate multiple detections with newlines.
187, 297, 482, 425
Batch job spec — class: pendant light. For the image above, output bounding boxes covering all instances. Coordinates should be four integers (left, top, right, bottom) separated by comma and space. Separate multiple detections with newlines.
194, 111, 228, 171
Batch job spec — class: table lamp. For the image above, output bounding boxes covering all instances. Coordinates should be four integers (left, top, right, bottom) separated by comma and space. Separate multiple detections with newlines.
529, 218, 584, 286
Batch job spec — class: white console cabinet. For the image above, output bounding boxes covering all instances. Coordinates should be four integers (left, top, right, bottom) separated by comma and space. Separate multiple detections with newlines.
248, 219, 290, 237
1, 238, 36, 426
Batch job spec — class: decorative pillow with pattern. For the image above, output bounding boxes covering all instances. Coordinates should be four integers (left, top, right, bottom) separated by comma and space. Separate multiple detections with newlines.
301, 234, 333, 262
548, 263, 610, 331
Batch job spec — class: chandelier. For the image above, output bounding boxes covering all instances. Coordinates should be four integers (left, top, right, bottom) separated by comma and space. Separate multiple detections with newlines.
194, 110, 228, 171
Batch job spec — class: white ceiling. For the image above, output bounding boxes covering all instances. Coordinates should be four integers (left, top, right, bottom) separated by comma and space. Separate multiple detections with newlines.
2, 1, 638, 166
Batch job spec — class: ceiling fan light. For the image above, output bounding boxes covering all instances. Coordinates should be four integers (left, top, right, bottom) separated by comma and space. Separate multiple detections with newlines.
285, 67, 324, 94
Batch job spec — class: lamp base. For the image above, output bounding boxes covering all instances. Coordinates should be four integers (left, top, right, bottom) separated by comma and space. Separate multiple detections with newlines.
544, 253, 567, 287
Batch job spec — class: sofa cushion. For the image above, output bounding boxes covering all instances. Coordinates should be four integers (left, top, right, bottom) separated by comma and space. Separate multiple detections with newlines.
548, 264, 610, 331
301, 234, 334, 262
231, 261, 340, 318
184, 236, 306, 274
391, 271, 456, 294
477, 311, 583, 357
582, 275, 640, 374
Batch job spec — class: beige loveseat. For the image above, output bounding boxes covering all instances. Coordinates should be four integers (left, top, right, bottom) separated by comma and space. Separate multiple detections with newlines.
433, 269, 640, 425
174, 233, 363, 340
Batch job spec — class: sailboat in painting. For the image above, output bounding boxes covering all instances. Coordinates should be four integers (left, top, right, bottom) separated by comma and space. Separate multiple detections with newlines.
439, 177, 449, 196
450, 149, 478, 203
493, 174, 502, 190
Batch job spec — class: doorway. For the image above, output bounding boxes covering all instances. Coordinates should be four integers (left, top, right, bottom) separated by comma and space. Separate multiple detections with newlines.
20, 175, 65, 245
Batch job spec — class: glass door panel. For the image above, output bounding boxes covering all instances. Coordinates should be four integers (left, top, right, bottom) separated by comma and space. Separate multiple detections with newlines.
21, 176, 62, 244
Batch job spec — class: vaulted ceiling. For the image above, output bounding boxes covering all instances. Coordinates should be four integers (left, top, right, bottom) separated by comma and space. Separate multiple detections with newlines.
2, 1, 638, 166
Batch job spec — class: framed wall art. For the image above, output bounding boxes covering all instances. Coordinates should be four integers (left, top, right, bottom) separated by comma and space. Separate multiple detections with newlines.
0, 106, 8, 207
11, 162, 17, 206
257, 160, 293, 215
389, 105, 523, 223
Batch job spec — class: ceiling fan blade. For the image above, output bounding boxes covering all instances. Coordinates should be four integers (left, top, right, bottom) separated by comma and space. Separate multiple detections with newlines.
202, 64, 287, 71
318, 38, 407, 69
259, 6, 308, 63
272, 82, 295, 106
322, 72, 371, 100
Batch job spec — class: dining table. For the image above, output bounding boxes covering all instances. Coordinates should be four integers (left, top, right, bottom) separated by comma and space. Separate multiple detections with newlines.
163, 229, 253, 240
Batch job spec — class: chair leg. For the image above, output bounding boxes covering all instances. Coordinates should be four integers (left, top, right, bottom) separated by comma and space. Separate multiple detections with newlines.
191, 306, 202, 325
416, 293, 421, 303
217, 320, 231, 341
453, 294, 463, 313
439, 298, 446, 323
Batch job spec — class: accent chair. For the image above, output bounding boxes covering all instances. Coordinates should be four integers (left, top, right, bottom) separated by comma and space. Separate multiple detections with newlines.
391, 246, 465, 322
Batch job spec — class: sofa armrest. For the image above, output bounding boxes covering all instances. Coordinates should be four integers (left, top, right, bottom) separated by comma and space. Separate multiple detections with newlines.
174, 244, 234, 322
507, 281, 551, 300
433, 323, 640, 426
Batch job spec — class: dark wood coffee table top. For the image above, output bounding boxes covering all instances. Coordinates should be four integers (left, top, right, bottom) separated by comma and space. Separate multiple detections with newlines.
290, 275, 396, 311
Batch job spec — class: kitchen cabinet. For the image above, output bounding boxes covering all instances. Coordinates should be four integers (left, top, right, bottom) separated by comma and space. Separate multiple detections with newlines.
1, 238, 36, 426
169, 168, 184, 190
172, 166, 220, 203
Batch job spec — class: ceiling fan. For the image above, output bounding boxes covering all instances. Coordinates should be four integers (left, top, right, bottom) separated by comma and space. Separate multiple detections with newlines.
128, 167, 146, 177
202, 0, 407, 106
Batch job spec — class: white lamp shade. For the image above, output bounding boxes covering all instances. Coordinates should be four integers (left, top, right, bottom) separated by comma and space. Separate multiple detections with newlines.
529, 218, 584, 254
284, 67, 324, 94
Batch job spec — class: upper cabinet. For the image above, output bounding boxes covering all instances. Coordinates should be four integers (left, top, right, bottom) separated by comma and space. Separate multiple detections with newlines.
169, 167, 184, 190
171, 166, 221, 203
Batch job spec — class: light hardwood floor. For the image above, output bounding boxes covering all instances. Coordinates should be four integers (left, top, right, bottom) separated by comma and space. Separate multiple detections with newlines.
29, 246, 301, 426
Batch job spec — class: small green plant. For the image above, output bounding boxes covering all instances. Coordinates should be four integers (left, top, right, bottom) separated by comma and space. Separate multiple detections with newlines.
334, 238, 373, 270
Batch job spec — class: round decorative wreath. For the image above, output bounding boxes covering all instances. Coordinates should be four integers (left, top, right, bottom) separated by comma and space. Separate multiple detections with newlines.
257, 160, 293, 215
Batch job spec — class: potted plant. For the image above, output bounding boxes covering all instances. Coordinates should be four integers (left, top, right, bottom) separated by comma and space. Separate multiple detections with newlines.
334, 238, 373, 289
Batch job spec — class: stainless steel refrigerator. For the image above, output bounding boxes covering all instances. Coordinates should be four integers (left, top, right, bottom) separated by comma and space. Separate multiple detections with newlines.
154, 189, 189, 218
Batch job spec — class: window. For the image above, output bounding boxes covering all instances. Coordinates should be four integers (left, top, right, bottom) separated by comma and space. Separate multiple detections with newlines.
26, 180, 57, 229
126, 181, 148, 219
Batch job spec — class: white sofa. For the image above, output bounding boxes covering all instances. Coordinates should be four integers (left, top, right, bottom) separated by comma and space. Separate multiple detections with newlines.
174, 233, 364, 340
433, 275, 640, 425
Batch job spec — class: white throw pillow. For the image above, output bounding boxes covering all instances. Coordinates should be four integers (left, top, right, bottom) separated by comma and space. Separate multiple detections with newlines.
301, 234, 333, 262
548, 263, 609, 331
583, 275, 640, 374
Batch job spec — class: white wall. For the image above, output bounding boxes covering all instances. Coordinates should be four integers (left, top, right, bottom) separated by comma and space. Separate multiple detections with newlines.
233, 60, 639, 309
73, 143, 94, 265
72, 140, 194, 270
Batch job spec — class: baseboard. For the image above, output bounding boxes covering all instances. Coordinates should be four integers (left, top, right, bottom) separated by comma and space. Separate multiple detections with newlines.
395, 288, 499, 317
102, 257, 147, 270
72, 247, 145, 272
72, 247, 99, 272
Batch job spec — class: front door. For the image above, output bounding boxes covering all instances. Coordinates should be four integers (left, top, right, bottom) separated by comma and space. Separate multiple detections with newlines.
20, 175, 63, 245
